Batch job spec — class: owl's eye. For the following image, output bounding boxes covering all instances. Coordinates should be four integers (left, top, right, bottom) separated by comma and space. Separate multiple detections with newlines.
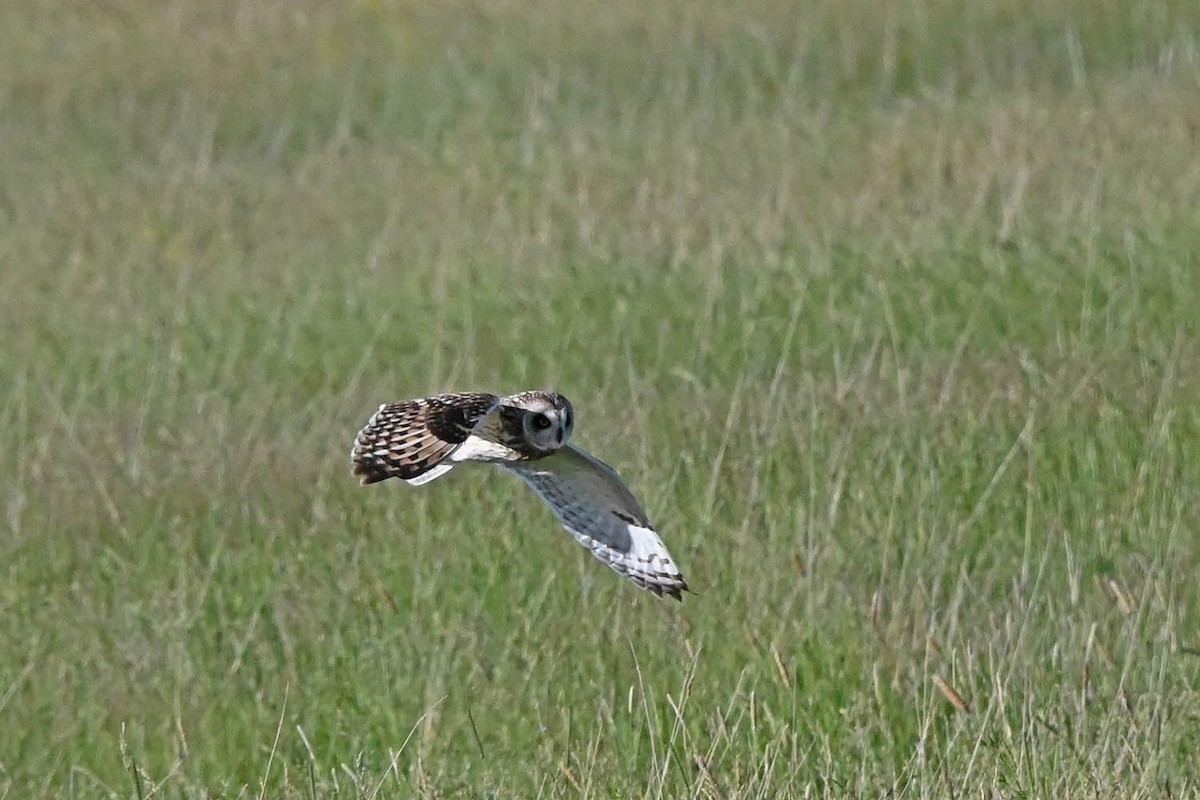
532, 413, 552, 430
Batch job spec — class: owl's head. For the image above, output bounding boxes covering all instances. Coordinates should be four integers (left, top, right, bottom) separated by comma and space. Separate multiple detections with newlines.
504, 391, 575, 452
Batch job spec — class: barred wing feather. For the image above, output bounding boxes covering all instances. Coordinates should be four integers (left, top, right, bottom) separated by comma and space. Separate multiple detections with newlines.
351, 392, 499, 485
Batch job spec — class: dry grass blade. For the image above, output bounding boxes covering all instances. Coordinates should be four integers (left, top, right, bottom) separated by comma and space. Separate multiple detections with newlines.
770, 645, 792, 690
933, 675, 970, 715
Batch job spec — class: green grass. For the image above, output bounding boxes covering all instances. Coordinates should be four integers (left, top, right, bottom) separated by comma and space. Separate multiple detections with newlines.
3, 0, 1200, 796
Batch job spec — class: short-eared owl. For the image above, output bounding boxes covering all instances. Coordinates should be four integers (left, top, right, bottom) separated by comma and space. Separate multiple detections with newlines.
350, 390, 688, 600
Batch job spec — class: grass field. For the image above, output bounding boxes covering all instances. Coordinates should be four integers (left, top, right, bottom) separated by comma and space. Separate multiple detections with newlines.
3, 0, 1200, 796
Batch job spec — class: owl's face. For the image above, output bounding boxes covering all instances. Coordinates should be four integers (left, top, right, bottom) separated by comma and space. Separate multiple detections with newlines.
504, 391, 574, 452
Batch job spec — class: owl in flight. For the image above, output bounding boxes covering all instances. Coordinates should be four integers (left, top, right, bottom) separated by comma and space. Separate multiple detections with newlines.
350, 390, 688, 600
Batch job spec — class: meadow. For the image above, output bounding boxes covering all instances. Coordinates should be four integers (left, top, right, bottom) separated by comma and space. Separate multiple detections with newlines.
2, 0, 1200, 796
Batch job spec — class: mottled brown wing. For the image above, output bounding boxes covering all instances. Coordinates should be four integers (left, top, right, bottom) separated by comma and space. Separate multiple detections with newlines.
351, 392, 499, 484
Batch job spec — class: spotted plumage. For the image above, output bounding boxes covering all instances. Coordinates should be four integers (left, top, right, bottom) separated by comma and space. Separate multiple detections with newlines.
350, 392, 499, 485
350, 389, 688, 600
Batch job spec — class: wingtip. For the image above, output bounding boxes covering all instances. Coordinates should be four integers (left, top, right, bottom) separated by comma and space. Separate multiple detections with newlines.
669, 580, 694, 602
351, 459, 389, 485
649, 576, 689, 602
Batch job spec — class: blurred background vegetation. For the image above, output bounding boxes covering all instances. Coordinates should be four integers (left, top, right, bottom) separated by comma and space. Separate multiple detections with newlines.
2, 1, 1199, 796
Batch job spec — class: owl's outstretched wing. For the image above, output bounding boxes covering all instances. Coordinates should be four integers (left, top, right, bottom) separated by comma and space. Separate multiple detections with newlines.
351, 392, 499, 485
501, 445, 688, 600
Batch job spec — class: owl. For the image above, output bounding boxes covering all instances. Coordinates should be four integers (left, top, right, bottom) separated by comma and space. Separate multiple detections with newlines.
350, 390, 688, 600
